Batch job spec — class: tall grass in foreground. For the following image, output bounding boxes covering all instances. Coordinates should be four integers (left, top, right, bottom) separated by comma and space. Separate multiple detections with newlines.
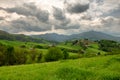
0, 54, 120, 80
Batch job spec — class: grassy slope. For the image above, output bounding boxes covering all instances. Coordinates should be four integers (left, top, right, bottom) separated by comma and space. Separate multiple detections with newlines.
58, 42, 81, 50
0, 55, 120, 80
0, 40, 48, 52
0, 40, 106, 58
0, 40, 47, 47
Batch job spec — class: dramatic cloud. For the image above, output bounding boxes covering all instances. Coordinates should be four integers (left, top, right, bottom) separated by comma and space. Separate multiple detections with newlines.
11, 17, 51, 32
100, 17, 120, 32
52, 7, 78, 30
0, 0, 119, 36
53, 7, 66, 21
54, 23, 80, 30
78, 16, 120, 36
0, 16, 52, 33
0, 17, 4, 20
0, 3, 49, 22
66, 3, 89, 14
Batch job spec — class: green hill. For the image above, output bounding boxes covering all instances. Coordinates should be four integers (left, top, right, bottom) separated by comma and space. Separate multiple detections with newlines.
0, 55, 120, 80
0, 30, 48, 43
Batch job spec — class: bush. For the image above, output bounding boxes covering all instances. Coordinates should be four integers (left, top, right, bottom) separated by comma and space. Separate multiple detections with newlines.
26, 49, 38, 64
0, 52, 5, 66
63, 50, 69, 59
5, 46, 15, 65
37, 52, 43, 62
34, 45, 43, 49
45, 47, 63, 62
14, 48, 27, 64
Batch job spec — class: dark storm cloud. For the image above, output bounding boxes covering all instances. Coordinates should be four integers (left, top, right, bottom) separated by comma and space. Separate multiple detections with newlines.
0, 3, 49, 22
55, 24, 80, 30
67, 3, 89, 14
52, 6, 79, 30
10, 17, 51, 33
53, 7, 66, 20
0, 17, 4, 20
54, 22, 80, 30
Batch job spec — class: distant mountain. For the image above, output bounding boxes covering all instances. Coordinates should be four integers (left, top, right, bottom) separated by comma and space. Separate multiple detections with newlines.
70, 31, 120, 41
0, 30, 47, 43
1, 30, 119, 42
32, 31, 120, 42
32, 33, 69, 42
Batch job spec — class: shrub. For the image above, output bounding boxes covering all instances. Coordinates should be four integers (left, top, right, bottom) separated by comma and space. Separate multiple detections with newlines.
0, 52, 5, 66
37, 52, 43, 62
45, 47, 63, 62
26, 49, 38, 64
5, 46, 15, 65
14, 48, 27, 64
63, 50, 69, 59
34, 45, 43, 49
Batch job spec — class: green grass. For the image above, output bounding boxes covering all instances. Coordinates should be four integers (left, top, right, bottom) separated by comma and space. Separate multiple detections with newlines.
86, 48, 106, 55
58, 43, 81, 50
89, 43, 99, 49
0, 40, 47, 48
0, 54, 120, 80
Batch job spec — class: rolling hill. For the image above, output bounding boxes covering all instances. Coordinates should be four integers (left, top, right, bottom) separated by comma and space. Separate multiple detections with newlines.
32, 31, 120, 42
0, 30, 47, 43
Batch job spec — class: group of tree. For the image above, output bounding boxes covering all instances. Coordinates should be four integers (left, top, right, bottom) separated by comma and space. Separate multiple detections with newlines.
45, 47, 69, 62
1, 39, 120, 66
98, 40, 120, 54
0, 42, 70, 66
0, 43, 43, 66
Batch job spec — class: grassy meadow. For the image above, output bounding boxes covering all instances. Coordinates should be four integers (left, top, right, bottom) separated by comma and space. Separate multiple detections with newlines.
0, 54, 120, 80
0, 39, 120, 80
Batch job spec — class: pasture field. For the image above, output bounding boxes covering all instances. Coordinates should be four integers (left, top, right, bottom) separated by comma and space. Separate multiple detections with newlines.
0, 54, 120, 80
0, 40, 120, 80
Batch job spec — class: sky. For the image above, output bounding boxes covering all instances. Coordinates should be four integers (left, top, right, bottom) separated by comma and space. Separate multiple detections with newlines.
0, 0, 120, 36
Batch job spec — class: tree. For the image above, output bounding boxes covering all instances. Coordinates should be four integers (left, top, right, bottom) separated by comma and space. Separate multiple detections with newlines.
0, 52, 5, 66
63, 50, 69, 59
45, 47, 63, 62
14, 48, 27, 64
5, 46, 15, 65
37, 52, 43, 62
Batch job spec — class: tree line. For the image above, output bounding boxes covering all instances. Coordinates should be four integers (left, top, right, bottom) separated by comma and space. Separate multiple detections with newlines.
0, 42, 69, 66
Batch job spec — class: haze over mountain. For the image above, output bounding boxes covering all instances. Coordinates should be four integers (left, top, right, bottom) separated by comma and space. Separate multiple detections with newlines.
0, 29, 120, 42
32, 31, 120, 42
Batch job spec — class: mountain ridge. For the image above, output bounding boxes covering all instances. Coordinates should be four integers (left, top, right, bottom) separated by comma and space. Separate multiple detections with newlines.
31, 31, 120, 42
0, 30, 120, 42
